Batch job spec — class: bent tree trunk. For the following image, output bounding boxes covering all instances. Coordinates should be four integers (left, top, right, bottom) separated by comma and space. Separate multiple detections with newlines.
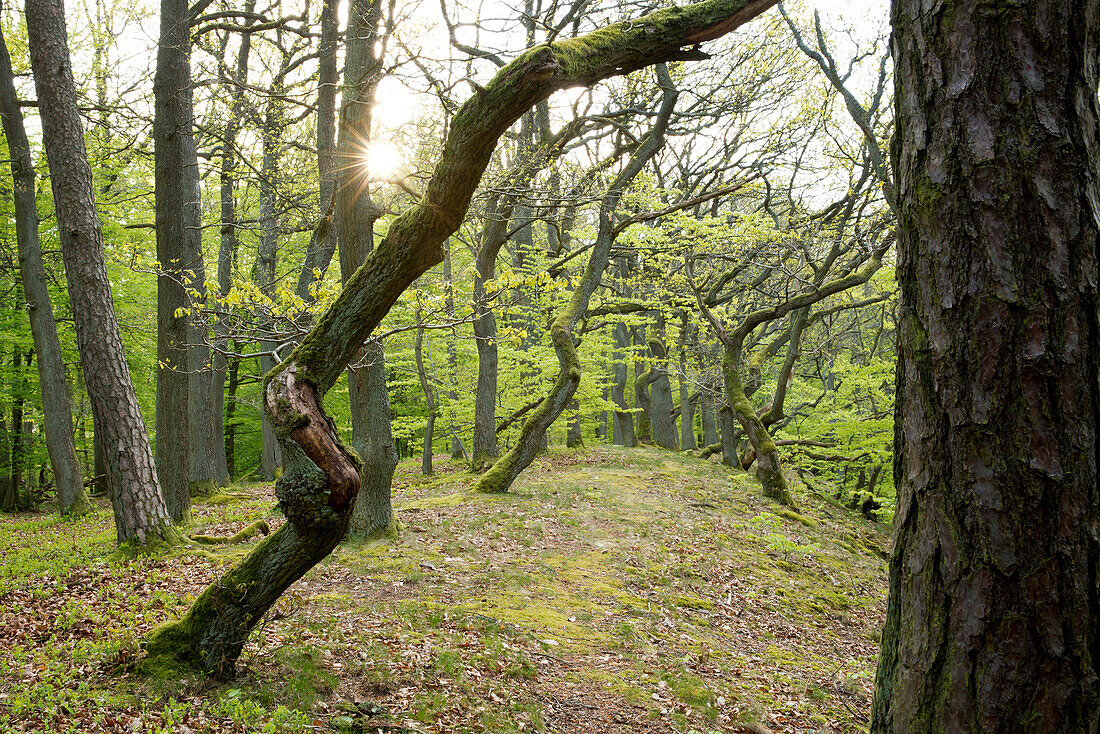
0, 26, 89, 515
144, 0, 779, 677
721, 347, 791, 503
473, 64, 680, 494
872, 0, 1100, 729
26, 0, 175, 543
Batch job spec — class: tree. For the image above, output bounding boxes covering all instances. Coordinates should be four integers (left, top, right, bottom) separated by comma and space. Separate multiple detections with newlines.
0, 19, 89, 516
26, 0, 176, 543
154, 0, 209, 519
144, 0, 780, 678
872, 1, 1100, 729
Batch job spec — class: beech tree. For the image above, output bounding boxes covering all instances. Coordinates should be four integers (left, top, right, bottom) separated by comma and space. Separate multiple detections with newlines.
144, 0, 780, 677
872, 0, 1100, 728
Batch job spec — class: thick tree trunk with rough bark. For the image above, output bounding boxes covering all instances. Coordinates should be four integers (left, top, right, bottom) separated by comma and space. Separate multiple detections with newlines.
0, 27, 88, 515
27, 0, 175, 544
145, 0, 779, 676
872, 1, 1100, 730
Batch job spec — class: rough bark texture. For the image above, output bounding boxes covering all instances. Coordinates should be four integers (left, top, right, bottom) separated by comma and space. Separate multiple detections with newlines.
154, 0, 207, 517
27, 0, 174, 544
295, 0, 339, 302
0, 26, 88, 515
872, 1, 1100, 730
146, 0, 779, 676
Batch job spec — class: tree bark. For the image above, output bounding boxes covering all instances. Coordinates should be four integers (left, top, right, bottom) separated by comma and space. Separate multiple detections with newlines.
295, 0, 340, 303
0, 26, 88, 515
612, 319, 636, 446
145, 0, 779, 676
872, 1, 1100, 729
648, 315, 679, 451
338, 0, 398, 539
415, 323, 435, 475
154, 0, 209, 518
678, 317, 697, 451
211, 0, 256, 487
27, 0, 175, 543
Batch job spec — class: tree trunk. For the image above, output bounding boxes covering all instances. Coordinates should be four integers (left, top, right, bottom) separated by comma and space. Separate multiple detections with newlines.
295, 0, 339, 302
679, 317, 696, 451
633, 326, 652, 442
721, 346, 792, 504
339, 0, 397, 539
566, 399, 584, 448
872, 1, 1100, 729
474, 64, 680, 493
3, 352, 25, 510
717, 406, 738, 468
701, 387, 719, 446
145, 0, 779, 676
154, 0, 207, 519
648, 316, 679, 451
612, 321, 636, 446
442, 243, 464, 459
210, 0, 255, 488
27, 0, 175, 543
0, 28, 88, 514
415, 324, 435, 475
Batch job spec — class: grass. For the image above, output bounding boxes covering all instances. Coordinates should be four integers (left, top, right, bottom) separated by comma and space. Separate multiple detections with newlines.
0, 446, 887, 733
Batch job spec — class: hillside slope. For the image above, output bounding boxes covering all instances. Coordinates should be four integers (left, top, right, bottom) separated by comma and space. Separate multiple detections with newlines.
0, 446, 887, 733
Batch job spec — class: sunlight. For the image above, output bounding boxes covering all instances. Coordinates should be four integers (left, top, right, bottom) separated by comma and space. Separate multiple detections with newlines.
363, 142, 404, 181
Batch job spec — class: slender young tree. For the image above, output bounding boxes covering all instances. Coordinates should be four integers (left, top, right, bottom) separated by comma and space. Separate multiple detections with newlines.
0, 20, 89, 515
154, 0, 209, 519
872, 0, 1100, 729
26, 0, 175, 544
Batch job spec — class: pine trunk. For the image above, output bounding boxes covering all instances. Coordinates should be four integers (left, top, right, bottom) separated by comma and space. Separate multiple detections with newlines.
872, 1, 1100, 729
27, 0, 174, 543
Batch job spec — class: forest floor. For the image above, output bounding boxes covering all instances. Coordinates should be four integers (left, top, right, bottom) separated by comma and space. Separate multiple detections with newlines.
0, 446, 888, 734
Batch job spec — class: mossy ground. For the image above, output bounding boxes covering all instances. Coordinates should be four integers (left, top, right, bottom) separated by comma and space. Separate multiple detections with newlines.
0, 447, 886, 733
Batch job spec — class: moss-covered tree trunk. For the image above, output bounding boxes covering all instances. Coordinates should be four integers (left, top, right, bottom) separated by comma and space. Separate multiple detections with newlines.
721, 347, 791, 503
145, 0, 779, 677
871, 0, 1100, 729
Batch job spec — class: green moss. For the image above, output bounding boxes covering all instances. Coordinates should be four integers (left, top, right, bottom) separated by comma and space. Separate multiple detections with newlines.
775, 508, 819, 528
